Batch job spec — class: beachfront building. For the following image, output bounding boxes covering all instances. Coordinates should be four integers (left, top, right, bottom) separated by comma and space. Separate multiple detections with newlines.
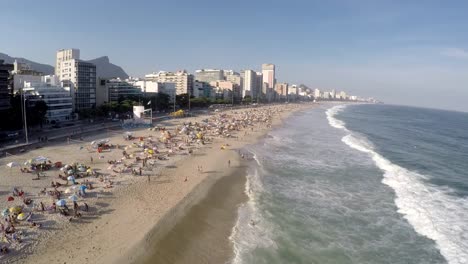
23, 80, 73, 123
60, 59, 97, 111
193, 80, 213, 98
288, 85, 299, 101
0, 60, 14, 111
107, 78, 142, 103
209, 80, 241, 102
55, 49, 80, 78
330, 89, 336, 99
313, 89, 321, 99
195, 69, 224, 83
339, 91, 347, 100
145, 70, 193, 95
261, 63, 275, 89
274, 83, 289, 101
242, 69, 256, 98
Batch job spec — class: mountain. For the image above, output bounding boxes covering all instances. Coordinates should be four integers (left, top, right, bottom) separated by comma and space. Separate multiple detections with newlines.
0, 52, 54, 75
86, 56, 129, 79
0, 53, 129, 79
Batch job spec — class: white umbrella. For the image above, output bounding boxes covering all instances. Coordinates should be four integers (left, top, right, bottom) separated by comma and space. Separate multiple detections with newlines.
34, 156, 49, 163
64, 188, 73, 194
67, 175, 75, 181
68, 195, 79, 202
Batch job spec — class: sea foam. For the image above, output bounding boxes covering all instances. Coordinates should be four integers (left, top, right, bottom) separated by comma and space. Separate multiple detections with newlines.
229, 151, 276, 264
328, 105, 468, 264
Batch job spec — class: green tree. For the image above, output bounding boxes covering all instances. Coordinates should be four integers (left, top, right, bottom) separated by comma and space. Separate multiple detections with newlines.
243, 95, 252, 104
176, 93, 189, 108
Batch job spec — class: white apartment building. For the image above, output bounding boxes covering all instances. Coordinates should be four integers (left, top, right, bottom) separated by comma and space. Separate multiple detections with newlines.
145, 70, 193, 95
195, 69, 224, 83
314, 88, 321, 99
242, 70, 256, 98
60, 59, 97, 110
261, 63, 275, 89
55, 49, 80, 78
23, 81, 73, 122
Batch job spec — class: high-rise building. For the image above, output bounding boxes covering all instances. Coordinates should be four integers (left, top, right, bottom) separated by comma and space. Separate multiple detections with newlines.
56, 49, 80, 78
0, 60, 14, 111
261, 63, 275, 89
61, 59, 97, 111
145, 70, 193, 95
195, 69, 224, 83
242, 70, 256, 98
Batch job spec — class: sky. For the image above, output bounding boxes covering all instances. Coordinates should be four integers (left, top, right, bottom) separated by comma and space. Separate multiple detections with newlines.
2, 0, 468, 112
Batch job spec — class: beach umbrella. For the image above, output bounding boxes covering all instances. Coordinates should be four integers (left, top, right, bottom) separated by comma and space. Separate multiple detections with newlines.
56, 199, 67, 207
86, 168, 92, 173
24, 160, 32, 165
17, 212, 27, 221
68, 195, 79, 202
7, 196, 14, 202
34, 156, 48, 163
1, 209, 9, 217
67, 175, 75, 181
78, 167, 86, 172
9, 206, 22, 214
79, 185, 87, 192
64, 188, 73, 194
67, 170, 74, 175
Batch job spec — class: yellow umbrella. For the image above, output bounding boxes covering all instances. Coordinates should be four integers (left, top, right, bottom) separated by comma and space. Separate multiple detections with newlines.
17, 212, 27, 221
9, 206, 22, 214
86, 168, 92, 173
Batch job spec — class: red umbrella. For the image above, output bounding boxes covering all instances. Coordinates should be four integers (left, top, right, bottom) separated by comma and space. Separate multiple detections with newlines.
7, 196, 14, 202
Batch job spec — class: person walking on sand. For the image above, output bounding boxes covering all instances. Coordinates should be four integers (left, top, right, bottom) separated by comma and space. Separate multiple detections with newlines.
147, 175, 150, 182
139, 167, 142, 176
228, 160, 231, 167
90, 156, 93, 164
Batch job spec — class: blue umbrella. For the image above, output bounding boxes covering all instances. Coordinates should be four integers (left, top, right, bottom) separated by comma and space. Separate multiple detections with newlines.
79, 185, 87, 191
56, 199, 67, 207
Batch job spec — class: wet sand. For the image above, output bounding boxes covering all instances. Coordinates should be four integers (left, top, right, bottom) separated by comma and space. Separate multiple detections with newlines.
137, 161, 248, 264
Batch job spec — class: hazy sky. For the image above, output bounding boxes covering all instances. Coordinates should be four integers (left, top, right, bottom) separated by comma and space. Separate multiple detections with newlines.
2, 0, 468, 112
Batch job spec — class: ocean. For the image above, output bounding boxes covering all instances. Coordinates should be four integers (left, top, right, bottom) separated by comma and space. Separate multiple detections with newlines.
230, 104, 468, 264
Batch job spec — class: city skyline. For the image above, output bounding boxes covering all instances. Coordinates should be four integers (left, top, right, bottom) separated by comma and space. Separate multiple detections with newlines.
2, 0, 468, 112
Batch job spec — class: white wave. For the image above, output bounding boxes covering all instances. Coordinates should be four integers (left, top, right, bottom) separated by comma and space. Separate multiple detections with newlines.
342, 134, 468, 264
326, 105, 348, 131
229, 152, 276, 264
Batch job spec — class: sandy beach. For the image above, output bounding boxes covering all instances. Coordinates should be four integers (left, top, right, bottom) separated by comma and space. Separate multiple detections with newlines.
0, 103, 315, 264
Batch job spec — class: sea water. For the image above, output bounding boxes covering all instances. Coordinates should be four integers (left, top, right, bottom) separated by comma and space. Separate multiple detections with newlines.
230, 104, 468, 264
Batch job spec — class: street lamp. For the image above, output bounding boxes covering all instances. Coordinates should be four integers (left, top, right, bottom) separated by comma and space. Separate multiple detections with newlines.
20, 89, 29, 144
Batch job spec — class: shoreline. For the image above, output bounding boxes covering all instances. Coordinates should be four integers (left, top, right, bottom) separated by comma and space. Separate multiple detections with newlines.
0, 103, 316, 264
